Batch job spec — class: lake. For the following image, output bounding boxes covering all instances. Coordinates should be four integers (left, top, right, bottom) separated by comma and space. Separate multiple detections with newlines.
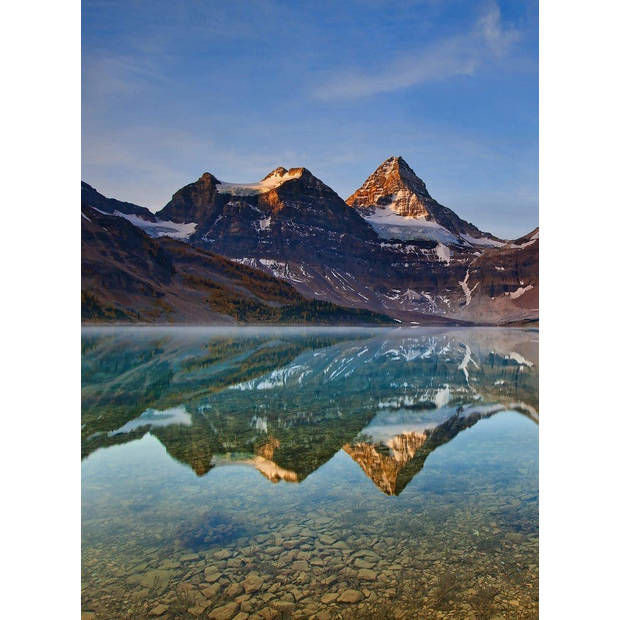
82, 327, 538, 619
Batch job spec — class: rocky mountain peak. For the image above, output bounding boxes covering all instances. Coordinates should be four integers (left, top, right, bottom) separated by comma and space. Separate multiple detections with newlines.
198, 172, 221, 185
346, 156, 498, 243
346, 156, 433, 218
261, 167, 288, 182
156, 171, 221, 223
385, 156, 430, 193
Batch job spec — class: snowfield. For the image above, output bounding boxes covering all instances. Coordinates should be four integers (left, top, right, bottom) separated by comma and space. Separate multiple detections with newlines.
115, 212, 197, 240
216, 169, 303, 196
361, 207, 503, 248
362, 208, 461, 244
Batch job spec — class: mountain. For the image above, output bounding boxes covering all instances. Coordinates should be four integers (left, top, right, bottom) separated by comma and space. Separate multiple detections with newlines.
153, 166, 477, 324
158, 166, 375, 243
81, 156, 538, 325
346, 156, 502, 246
81, 203, 394, 325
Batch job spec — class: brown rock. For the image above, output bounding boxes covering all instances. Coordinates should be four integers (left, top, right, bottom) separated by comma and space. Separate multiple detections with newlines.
225, 582, 244, 597
140, 569, 171, 591
338, 589, 364, 603
201, 583, 221, 598
241, 573, 264, 594
188, 603, 208, 617
204, 570, 222, 583
213, 549, 232, 560
208, 602, 239, 620
358, 569, 377, 581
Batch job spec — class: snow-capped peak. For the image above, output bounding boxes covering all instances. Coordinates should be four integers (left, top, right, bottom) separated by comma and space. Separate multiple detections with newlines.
216, 167, 304, 196
346, 156, 502, 246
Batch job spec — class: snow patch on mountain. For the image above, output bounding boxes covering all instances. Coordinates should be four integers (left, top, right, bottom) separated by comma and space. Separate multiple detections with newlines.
258, 216, 272, 231
508, 285, 533, 299
506, 229, 539, 248
459, 270, 479, 306
435, 243, 451, 263
460, 233, 505, 248
115, 212, 197, 239
216, 169, 303, 196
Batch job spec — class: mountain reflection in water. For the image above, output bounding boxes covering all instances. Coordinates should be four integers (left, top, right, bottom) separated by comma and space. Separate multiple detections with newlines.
82, 326, 538, 496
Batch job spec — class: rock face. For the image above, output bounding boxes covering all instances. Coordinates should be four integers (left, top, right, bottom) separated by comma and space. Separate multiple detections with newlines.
346, 156, 500, 243
445, 228, 539, 324
347, 156, 434, 218
158, 172, 221, 226
81, 201, 393, 325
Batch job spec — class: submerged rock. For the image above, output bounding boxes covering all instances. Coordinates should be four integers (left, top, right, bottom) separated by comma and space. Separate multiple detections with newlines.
358, 568, 378, 581
208, 601, 239, 620
241, 573, 264, 594
337, 589, 364, 603
139, 569, 171, 590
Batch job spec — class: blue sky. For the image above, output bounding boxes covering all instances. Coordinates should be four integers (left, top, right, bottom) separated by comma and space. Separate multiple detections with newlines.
82, 0, 538, 238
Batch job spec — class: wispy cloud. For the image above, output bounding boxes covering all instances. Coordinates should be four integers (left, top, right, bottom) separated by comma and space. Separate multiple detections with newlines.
314, 2, 520, 100
82, 53, 170, 101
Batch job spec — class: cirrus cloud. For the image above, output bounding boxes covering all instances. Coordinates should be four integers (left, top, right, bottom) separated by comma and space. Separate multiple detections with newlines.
314, 2, 520, 100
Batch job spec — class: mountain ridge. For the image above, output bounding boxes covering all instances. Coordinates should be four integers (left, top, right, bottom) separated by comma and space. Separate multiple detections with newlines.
81, 156, 538, 325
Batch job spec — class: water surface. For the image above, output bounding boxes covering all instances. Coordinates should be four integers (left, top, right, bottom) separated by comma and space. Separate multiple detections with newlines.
82, 327, 538, 619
